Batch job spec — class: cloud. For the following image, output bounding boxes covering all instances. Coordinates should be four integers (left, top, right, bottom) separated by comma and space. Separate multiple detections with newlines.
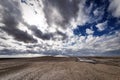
96, 21, 107, 31
0, 0, 37, 43
20, 0, 69, 41
29, 25, 53, 40
70, 0, 89, 27
108, 0, 120, 17
63, 30, 120, 54
86, 28, 94, 35
0, 53, 47, 58
0, 0, 120, 57
43, 0, 80, 27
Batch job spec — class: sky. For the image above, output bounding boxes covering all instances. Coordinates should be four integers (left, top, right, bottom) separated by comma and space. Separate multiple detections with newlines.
0, 0, 120, 57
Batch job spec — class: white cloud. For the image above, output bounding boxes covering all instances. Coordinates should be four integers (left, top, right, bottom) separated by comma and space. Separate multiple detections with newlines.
76, 3, 89, 25
64, 30, 120, 53
86, 28, 94, 35
70, 1, 89, 28
0, 54, 47, 58
0, 5, 4, 27
108, 0, 120, 17
93, 8, 104, 17
96, 21, 107, 31
0, 0, 120, 57
0, 23, 5, 27
49, 6, 64, 25
20, 0, 49, 33
93, 9, 100, 16
0, 29, 26, 51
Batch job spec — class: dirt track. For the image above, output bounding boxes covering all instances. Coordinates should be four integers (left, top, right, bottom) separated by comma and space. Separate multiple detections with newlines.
0, 57, 120, 80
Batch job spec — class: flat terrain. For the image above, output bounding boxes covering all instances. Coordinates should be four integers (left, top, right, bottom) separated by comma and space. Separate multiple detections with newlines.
0, 56, 120, 80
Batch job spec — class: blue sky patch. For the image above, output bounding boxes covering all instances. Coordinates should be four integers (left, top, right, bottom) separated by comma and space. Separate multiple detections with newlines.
73, 0, 120, 37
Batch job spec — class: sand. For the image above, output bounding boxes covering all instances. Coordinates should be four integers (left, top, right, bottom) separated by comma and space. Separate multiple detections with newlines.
0, 56, 120, 80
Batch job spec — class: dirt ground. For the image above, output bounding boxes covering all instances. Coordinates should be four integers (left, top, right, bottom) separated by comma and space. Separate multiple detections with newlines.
0, 56, 120, 80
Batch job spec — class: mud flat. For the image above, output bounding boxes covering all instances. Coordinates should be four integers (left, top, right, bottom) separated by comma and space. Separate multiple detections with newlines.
0, 56, 120, 80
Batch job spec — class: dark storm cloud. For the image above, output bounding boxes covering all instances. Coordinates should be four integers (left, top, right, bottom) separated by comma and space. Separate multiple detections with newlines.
0, 0, 37, 43
0, 36, 7, 40
30, 25, 67, 40
1, 27, 37, 43
23, 21, 67, 40
43, 0, 80, 28
56, 30, 68, 40
29, 25, 53, 40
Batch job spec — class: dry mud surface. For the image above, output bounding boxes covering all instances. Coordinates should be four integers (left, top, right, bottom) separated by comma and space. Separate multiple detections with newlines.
0, 56, 120, 80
